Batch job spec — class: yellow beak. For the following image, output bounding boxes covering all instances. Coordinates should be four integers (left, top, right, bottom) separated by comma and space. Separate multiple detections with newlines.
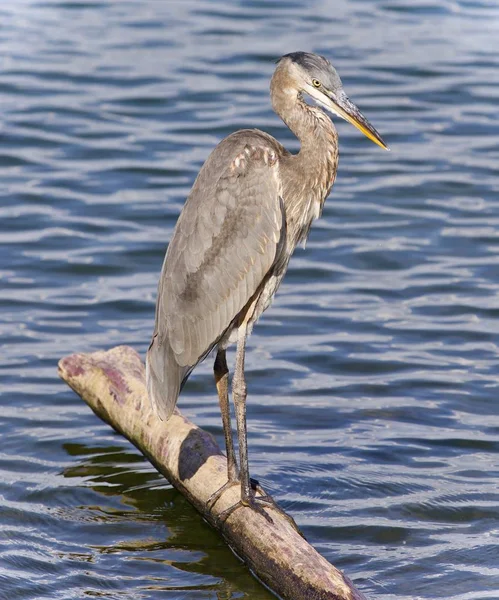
326, 90, 389, 150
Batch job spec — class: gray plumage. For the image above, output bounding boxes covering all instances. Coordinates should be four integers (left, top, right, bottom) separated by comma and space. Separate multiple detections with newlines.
147, 130, 285, 418
146, 52, 387, 515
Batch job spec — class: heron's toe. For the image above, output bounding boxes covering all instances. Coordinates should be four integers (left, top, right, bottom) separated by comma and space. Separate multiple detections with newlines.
206, 478, 239, 512
215, 495, 274, 526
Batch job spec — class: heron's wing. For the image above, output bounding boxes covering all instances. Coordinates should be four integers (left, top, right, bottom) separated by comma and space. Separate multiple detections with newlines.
166, 138, 284, 367
146, 132, 285, 419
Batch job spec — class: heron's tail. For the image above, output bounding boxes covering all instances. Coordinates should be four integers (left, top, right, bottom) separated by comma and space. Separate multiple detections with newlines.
145, 335, 184, 421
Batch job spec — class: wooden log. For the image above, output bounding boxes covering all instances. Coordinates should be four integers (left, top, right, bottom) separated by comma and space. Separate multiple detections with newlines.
58, 345, 368, 600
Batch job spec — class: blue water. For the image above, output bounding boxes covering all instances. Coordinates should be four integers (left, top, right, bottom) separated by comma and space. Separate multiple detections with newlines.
1, 1, 498, 599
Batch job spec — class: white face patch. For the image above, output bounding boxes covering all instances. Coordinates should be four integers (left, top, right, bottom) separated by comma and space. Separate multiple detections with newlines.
304, 85, 347, 122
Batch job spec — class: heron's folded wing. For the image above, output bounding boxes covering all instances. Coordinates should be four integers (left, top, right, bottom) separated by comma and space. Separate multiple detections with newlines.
159, 141, 284, 368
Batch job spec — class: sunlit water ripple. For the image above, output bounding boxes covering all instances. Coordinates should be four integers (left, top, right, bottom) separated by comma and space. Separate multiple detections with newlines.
1, 1, 498, 599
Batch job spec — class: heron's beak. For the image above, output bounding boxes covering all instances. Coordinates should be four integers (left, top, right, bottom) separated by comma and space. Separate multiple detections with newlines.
323, 90, 389, 150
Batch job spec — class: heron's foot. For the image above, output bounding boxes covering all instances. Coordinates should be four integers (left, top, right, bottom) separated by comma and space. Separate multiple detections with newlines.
215, 492, 274, 526
208, 478, 303, 536
249, 478, 303, 536
206, 476, 263, 512
206, 478, 239, 512
213, 479, 294, 528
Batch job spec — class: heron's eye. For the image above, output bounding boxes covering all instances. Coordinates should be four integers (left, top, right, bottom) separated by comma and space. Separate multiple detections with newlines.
312, 79, 321, 88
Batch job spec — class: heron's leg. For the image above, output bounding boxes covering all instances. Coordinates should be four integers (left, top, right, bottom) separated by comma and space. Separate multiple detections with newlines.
214, 348, 239, 481
232, 322, 252, 504
213, 322, 272, 524
206, 349, 240, 511
213, 324, 303, 533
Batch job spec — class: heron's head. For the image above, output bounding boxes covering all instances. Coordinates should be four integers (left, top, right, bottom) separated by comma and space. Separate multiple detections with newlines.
275, 52, 388, 150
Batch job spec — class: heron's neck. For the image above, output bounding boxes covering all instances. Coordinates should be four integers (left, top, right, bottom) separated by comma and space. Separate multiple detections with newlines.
273, 88, 338, 181
282, 93, 336, 147
272, 89, 339, 246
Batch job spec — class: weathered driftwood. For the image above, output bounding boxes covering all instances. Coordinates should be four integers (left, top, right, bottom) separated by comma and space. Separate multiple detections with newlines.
58, 345, 367, 600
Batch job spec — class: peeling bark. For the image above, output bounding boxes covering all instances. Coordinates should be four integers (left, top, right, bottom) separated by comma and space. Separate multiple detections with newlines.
58, 345, 368, 600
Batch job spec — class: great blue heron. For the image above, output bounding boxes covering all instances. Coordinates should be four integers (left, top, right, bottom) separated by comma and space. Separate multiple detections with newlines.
146, 51, 388, 519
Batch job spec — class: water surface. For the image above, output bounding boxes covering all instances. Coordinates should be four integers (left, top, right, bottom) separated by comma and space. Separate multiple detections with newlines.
1, 1, 498, 599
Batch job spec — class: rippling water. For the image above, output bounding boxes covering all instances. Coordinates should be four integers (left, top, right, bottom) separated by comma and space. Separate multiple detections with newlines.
1, 1, 499, 598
